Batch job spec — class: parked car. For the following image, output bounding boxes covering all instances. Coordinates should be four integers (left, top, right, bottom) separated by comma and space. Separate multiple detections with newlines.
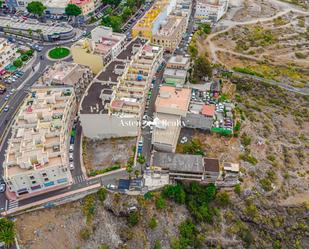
106, 184, 117, 190
0, 180, 6, 193
69, 153, 73, 162
4, 94, 10, 101
69, 162, 74, 171
180, 136, 188, 144
69, 144, 74, 152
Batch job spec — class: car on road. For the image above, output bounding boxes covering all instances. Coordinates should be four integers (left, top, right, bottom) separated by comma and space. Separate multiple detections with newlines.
106, 184, 117, 190
4, 105, 9, 112
4, 94, 10, 101
69, 162, 74, 171
69, 144, 74, 152
69, 153, 74, 162
0, 180, 6, 193
9, 89, 15, 95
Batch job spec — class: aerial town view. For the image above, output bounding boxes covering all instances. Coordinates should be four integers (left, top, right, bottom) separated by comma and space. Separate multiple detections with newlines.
0, 0, 308, 248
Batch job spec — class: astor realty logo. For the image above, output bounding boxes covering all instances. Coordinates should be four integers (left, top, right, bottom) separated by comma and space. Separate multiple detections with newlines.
120, 115, 185, 128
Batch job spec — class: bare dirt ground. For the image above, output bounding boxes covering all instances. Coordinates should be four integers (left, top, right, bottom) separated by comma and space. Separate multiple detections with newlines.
231, 0, 285, 22
84, 137, 136, 173
15, 193, 189, 249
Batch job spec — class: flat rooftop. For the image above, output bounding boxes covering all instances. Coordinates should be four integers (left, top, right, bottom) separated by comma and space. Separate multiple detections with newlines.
117, 37, 148, 60
96, 60, 126, 83
182, 113, 213, 130
155, 85, 191, 112
153, 152, 204, 173
45, 0, 67, 8
204, 158, 220, 173
167, 55, 190, 66
164, 68, 187, 78
80, 82, 113, 114
0, 17, 73, 35
152, 113, 181, 147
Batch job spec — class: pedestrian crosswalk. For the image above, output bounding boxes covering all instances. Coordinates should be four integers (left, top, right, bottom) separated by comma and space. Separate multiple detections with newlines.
7, 200, 19, 210
73, 175, 86, 184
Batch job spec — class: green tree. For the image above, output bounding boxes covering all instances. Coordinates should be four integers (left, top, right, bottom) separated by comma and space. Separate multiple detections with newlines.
216, 191, 230, 207
105, 6, 113, 15
26, 1, 46, 16
155, 196, 166, 210
97, 188, 107, 202
101, 0, 122, 6
0, 1, 3, 8
65, 4, 82, 17
13, 59, 23, 68
192, 55, 212, 82
121, 6, 132, 21
234, 183, 241, 195
199, 23, 211, 34
162, 184, 186, 204
0, 218, 16, 247
154, 239, 161, 249
127, 211, 139, 227
148, 217, 158, 229
109, 16, 122, 32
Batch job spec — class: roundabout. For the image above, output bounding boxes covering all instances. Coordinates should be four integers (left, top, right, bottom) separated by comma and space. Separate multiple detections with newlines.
47, 47, 71, 60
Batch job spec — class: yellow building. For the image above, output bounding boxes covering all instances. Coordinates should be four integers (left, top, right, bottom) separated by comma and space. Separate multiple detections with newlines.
132, 0, 171, 40
71, 39, 103, 74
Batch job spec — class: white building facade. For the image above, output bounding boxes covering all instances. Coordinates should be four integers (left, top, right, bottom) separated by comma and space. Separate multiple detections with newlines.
195, 0, 229, 22
3, 87, 76, 198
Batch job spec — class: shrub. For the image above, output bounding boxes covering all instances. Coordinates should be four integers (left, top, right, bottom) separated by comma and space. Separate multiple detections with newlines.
260, 178, 273, 191
216, 191, 230, 207
239, 153, 258, 165
127, 211, 139, 227
148, 217, 158, 229
26, 49, 34, 56
97, 188, 107, 202
13, 59, 23, 68
154, 240, 161, 249
155, 196, 166, 210
234, 184, 241, 195
20, 54, 29, 61
82, 195, 96, 224
79, 227, 91, 240
144, 191, 153, 200
162, 184, 186, 204
89, 165, 120, 176
295, 52, 306, 59
241, 134, 251, 147
0, 218, 16, 247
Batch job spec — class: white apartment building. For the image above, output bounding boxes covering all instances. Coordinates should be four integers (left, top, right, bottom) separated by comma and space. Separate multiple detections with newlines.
37, 61, 93, 101
3, 87, 76, 198
79, 38, 164, 139
195, 0, 229, 22
0, 37, 18, 71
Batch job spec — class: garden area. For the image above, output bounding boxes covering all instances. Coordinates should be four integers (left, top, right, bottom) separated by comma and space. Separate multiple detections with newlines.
48, 47, 71, 59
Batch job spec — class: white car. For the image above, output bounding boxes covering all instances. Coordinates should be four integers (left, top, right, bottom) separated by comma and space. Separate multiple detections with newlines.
69, 153, 73, 162
180, 136, 188, 144
69, 144, 74, 152
106, 184, 117, 190
69, 162, 74, 171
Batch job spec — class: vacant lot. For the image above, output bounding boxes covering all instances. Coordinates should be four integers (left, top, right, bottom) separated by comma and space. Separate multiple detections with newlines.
212, 12, 309, 87
83, 137, 136, 173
